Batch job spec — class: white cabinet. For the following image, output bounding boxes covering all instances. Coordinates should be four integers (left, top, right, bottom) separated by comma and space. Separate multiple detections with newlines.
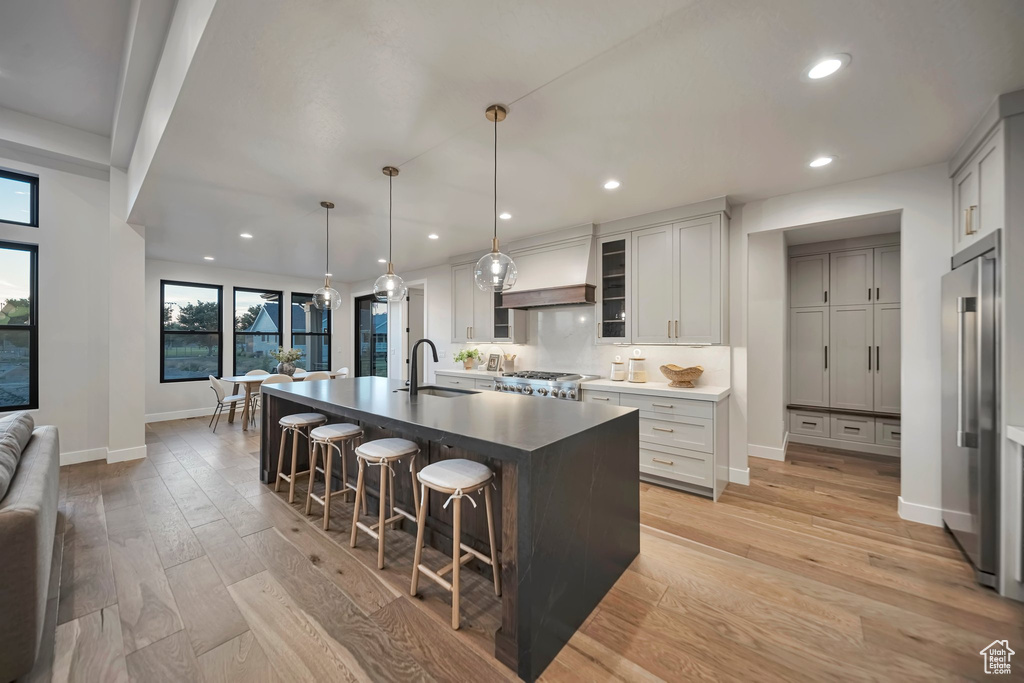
829, 305, 874, 412
435, 374, 472, 389
451, 263, 475, 343
597, 235, 629, 344
873, 303, 901, 414
829, 248, 874, 305
830, 414, 875, 444
952, 123, 1005, 253
789, 254, 829, 307
873, 245, 900, 304
789, 307, 829, 407
450, 264, 525, 343
631, 225, 675, 343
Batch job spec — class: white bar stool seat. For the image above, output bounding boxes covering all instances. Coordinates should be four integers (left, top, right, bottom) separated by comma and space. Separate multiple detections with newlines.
305, 422, 364, 530
274, 412, 327, 503
410, 459, 501, 630
349, 438, 420, 569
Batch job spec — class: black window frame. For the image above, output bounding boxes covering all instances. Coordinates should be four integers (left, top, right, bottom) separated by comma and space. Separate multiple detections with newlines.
0, 168, 40, 228
291, 292, 332, 372
160, 279, 223, 383
232, 286, 283, 376
354, 293, 388, 377
0, 240, 39, 411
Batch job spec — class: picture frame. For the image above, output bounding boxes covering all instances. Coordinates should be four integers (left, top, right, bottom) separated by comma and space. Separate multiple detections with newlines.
486, 353, 501, 372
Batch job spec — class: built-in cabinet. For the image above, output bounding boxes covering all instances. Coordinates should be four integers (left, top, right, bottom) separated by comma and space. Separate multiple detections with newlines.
952, 123, 1005, 253
450, 263, 526, 344
598, 211, 728, 345
788, 235, 901, 455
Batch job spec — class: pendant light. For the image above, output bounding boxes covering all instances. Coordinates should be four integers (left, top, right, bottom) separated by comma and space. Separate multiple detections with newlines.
313, 201, 342, 311
373, 166, 408, 302
474, 104, 517, 292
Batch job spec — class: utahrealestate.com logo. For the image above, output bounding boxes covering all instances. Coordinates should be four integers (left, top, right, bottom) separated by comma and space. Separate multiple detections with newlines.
980, 640, 1014, 675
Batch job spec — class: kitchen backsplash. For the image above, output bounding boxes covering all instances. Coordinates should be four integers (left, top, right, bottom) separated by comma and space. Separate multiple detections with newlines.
457, 306, 731, 386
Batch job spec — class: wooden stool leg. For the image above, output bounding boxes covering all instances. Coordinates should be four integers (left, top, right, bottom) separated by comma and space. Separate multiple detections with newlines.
340, 440, 350, 502
305, 441, 319, 515
350, 459, 365, 548
377, 464, 388, 569
410, 484, 428, 596
451, 496, 462, 630
288, 426, 301, 503
485, 485, 501, 597
410, 459, 420, 518
274, 427, 288, 492
322, 443, 334, 531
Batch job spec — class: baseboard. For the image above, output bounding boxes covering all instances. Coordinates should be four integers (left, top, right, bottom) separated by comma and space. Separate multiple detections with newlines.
60, 448, 107, 466
146, 407, 214, 423
898, 495, 943, 527
748, 442, 786, 462
729, 467, 750, 486
788, 433, 900, 458
107, 445, 147, 463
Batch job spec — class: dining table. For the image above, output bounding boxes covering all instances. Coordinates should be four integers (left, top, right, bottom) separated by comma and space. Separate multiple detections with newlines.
220, 370, 342, 431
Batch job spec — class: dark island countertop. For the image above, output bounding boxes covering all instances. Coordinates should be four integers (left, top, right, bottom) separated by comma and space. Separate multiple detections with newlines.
261, 376, 635, 461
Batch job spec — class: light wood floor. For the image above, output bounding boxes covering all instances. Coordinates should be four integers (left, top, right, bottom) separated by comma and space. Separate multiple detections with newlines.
26, 420, 1024, 682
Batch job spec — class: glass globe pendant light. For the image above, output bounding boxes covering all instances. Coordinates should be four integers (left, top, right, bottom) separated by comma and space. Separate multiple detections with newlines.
373, 166, 408, 302
312, 201, 342, 311
474, 104, 517, 292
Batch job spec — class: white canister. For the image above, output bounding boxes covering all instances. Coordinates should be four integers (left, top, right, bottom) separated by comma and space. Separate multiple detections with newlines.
627, 349, 647, 383
610, 355, 626, 381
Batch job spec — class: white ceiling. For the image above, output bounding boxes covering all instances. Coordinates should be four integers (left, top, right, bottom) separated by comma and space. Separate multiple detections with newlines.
0, 0, 131, 136
133, 0, 1024, 283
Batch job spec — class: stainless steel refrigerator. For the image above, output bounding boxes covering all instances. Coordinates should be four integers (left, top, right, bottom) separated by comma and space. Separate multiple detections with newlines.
941, 229, 1000, 588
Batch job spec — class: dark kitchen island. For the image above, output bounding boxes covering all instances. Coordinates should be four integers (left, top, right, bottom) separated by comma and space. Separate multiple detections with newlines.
259, 376, 639, 681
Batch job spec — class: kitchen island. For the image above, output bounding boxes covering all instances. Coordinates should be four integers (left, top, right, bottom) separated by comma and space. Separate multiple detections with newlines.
259, 376, 639, 681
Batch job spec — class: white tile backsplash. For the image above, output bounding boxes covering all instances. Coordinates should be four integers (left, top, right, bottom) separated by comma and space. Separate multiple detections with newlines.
460, 306, 730, 386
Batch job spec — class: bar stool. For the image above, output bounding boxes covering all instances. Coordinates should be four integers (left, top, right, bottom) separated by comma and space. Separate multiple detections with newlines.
410, 459, 501, 630
305, 422, 363, 530
274, 412, 327, 503
349, 438, 420, 569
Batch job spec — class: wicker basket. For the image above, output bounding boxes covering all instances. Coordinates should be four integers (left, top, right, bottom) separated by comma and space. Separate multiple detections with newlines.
659, 364, 704, 388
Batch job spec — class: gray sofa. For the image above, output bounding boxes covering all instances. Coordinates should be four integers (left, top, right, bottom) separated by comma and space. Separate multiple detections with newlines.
0, 416, 59, 682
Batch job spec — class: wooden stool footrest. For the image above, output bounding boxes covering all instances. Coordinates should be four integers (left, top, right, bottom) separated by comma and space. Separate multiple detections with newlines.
277, 469, 310, 483
437, 551, 476, 578
416, 564, 453, 592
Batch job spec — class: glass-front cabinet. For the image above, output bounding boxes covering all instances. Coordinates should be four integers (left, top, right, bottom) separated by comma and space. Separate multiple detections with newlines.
597, 236, 629, 344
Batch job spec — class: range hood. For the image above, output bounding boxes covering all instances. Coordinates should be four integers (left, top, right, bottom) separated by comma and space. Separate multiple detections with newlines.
497, 225, 597, 309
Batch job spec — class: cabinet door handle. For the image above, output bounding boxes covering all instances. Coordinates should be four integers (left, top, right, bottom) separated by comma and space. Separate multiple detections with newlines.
868, 287, 872, 301
824, 345, 828, 370
876, 286, 880, 300
892, 431, 901, 439
652, 403, 674, 408
597, 322, 602, 337
592, 396, 610, 401
675, 320, 679, 338
965, 205, 978, 235
876, 346, 880, 373
652, 426, 674, 433
868, 346, 872, 371
824, 290, 828, 303
651, 457, 675, 466
667, 320, 671, 337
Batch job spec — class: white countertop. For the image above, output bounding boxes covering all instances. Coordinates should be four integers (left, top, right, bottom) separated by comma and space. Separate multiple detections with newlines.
1008, 425, 1024, 447
434, 368, 504, 379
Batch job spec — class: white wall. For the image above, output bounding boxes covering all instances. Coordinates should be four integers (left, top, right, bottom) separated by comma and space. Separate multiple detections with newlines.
731, 162, 950, 524
746, 230, 787, 460
145, 259, 344, 421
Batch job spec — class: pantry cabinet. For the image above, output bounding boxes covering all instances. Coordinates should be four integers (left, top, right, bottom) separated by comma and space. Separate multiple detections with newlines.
789, 307, 829, 407
873, 303, 901, 414
829, 305, 874, 412
789, 254, 829, 307
829, 248, 874, 305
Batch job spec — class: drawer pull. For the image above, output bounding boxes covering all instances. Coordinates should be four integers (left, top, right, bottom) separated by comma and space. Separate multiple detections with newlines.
652, 403, 674, 409
652, 426, 674, 433
802, 421, 816, 428
844, 426, 859, 433
651, 457, 674, 466
892, 431, 901, 439
592, 396, 610, 401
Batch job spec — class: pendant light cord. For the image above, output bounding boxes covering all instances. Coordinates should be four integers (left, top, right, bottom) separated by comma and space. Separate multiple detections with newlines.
493, 112, 498, 240
389, 174, 393, 264
324, 205, 330, 281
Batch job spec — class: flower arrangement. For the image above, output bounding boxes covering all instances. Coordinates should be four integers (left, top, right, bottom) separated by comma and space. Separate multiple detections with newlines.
270, 347, 303, 364
453, 348, 480, 369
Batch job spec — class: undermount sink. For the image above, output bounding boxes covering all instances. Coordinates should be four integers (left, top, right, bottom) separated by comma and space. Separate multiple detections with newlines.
395, 386, 480, 398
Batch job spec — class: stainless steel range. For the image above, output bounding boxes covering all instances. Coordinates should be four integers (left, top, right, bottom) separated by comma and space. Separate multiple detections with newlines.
494, 370, 597, 400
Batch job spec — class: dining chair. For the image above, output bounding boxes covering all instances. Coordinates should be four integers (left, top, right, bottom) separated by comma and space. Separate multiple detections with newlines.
335, 367, 350, 378
245, 369, 270, 424
208, 376, 246, 433
303, 371, 331, 381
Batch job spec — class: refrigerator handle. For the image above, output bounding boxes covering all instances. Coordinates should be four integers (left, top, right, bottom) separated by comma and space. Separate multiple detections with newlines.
956, 296, 977, 448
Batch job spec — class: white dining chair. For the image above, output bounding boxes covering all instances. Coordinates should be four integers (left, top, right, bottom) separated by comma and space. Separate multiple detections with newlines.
303, 371, 331, 381
208, 376, 246, 433
293, 367, 305, 373
335, 367, 350, 378
245, 369, 270, 424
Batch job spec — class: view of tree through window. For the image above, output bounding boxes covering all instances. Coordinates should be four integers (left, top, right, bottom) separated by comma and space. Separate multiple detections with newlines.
161, 281, 222, 382
292, 293, 331, 372
234, 287, 282, 374
0, 242, 38, 409
0, 169, 38, 227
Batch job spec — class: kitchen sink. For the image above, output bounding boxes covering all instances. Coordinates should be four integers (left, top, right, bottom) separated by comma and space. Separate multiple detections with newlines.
395, 386, 480, 398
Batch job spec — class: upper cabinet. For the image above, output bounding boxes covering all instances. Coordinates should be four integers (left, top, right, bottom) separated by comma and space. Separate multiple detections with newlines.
789, 254, 829, 307
597, 235, 629, 344
451, 262, 475, 343
829, 248, 874, 305
450, 263, 526, 344
873, 245, 900, 304
631, 225, 675, 343
952, 123, 1005, 254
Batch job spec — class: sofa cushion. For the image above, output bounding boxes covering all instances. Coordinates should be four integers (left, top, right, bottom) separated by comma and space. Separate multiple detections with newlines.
0, 412, 35, 501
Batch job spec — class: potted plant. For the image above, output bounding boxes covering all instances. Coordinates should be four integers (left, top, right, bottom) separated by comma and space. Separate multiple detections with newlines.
453, 349, 480, 370
270, 347, 303, 376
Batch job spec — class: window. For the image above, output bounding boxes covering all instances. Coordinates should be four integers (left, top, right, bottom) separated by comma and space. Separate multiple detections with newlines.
160, 281, 222, 382
234, 287, 282, 374
354, 294, 387, 377
0, 169, 39, 227
0, 241, 38, 410
292, 293, 331, 372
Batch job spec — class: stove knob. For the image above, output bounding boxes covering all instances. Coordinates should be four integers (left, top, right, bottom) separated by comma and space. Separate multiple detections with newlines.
568, 390, 577, 400
537, 388, 548, 396
493, 383, 501, 391
558, 389, 567, 398
523, 386, 533, 395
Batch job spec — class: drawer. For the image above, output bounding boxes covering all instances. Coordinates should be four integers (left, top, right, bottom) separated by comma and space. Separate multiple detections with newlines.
620, 393, 713, 420
474, 379, 496, 390
876, 419, 902, 448
640, 415, 713, 454
435, 375, 471, 389
640, 445, 712, 488
790, 410, 829, 438
830, 415, 875, 444
582, 390, 619, 405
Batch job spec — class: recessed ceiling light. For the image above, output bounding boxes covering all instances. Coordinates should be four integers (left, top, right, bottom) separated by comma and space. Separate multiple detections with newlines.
806, 54, 850, 80
809, 156, 834, 168
603, 180, 621, 190
239, 232, 253, 239
203, 256, 215, 261
499, 212, 512, 220
428, 233, 439, 240
378, 258, 387, 263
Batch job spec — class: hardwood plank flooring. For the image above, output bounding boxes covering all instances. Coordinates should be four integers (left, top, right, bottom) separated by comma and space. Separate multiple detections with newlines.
43, 418, 1024, 682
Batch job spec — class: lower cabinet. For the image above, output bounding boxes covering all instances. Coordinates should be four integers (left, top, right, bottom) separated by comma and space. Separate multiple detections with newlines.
787, 408, 900, 455
830, 414, 874, 444
435, 374, 473, 389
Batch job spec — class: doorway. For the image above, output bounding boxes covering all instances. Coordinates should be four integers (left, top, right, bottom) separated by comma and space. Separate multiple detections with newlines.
405, 287, 425, 384
354, 294, 388, 377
